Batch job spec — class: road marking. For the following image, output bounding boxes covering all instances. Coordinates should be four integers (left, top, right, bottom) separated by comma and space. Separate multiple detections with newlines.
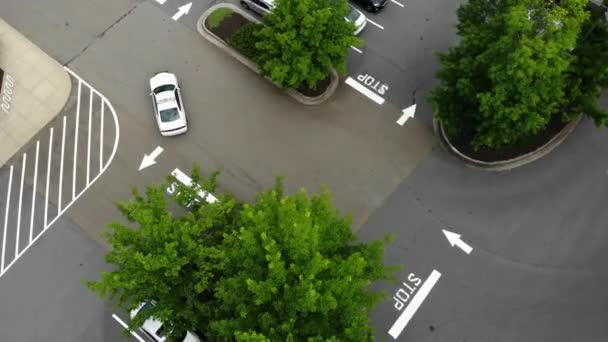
350, 46, 363, 54
87, 88, 93, 184
388, 270, 441, 339
72, 81, 81, 201
44, 128, 53, 228
172, 2, 192, 21
397, 104, 416, 126
171, 168, 218, 203
154, 0, 167, 3
390, 0, 404, 7
58, 115, 67, 213
0, 67, 120, 280
1, 165, 13, 272
139, 146, 164, 171
367, 18, 384, 30
15, 154, 26, 256
345, 77, 385, 105
29, 141, 39, 243
112, 314, 146, 342
100, 101, 105, 171
442, 229, 473, 254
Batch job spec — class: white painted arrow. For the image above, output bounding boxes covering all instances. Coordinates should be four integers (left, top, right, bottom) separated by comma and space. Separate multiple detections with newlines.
172, 2, 192, 21
442, 229, 473, 255
397, 104, 416, 126
139, 146, 164, 171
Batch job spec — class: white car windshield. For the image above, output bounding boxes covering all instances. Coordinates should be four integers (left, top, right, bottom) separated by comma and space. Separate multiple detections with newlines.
160, 108, 180, 122
153, 84, 175, 94
346, 6, 360, 22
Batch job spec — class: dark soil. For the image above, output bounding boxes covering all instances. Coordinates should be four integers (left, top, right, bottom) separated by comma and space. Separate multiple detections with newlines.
205, 12, 249, 41
296, 75, 332, 97
447, 113, 570, 162
205, 10, 332, 98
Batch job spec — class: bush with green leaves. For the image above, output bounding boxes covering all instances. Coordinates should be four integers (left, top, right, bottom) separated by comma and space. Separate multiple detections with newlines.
254, 0, 361, 89
229, 22, 264, 60
429, 0, 593, 150
87, 167, 395, 341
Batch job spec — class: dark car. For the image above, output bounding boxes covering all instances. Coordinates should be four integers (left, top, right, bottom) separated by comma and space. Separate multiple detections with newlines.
351, 0, 387, 12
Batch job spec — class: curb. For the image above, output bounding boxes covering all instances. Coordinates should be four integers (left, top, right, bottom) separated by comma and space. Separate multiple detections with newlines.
196, 3, 339, 106
433, 114, 583, 171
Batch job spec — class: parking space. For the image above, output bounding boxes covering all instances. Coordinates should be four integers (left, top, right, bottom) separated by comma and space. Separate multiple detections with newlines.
0, 68, 119, 279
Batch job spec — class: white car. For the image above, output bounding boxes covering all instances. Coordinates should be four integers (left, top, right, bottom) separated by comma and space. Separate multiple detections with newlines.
240, 0, 366, 35
130, 302, 202, 342
149, 71, 188, 136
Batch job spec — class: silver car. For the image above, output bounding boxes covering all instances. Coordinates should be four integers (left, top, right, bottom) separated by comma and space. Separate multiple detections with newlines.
240, 0, 366, 35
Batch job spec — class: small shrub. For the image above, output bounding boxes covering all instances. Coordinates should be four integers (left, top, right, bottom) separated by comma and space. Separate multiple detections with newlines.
206, 8, 234, 29
228, 22, 264, 60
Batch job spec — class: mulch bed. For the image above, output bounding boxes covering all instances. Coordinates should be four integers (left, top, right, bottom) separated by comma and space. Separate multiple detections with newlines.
204, 10, 331, 97
447, 113, 570, 162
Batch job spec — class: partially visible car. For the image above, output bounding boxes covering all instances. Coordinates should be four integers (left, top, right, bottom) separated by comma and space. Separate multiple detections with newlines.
240, 0, 367, 35
130, 302, 202, 342
351, 0, 388, 12
149, 71, 188, 136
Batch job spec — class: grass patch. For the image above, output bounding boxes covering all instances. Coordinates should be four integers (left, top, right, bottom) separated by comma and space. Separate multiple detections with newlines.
206, 8, 234, 29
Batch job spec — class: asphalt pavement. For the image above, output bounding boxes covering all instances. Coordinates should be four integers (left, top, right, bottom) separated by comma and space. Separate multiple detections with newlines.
1, 0, 608, 341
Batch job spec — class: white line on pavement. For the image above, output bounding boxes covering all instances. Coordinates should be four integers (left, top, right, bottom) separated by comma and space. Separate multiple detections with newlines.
29, 141, 39, 243
154, 0, 167, 4
112, 314, 146, 342
15, 154, 26, 256
44, 128, 53, 228
388, 270, 442, 339
58, 116, 67, 213
345, 77, 385, 105
72, 81, 82, 201
1, 165, 13, 272
100, 101, 105, 171
367, 18, 384, 30
86, 90, 93, 185
390, 0, 404, 7
350, 46, 363, 54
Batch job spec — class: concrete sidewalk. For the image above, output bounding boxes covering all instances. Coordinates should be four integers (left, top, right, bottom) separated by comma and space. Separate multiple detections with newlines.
0, 18, 71, 167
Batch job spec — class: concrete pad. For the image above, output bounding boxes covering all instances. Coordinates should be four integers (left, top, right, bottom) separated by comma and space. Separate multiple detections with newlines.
0, 18, 71, 168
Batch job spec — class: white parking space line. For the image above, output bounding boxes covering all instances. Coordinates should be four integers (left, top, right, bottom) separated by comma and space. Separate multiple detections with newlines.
367, 19, 384, 30
72, 81, 81, 201
1, 165, 13, 271
390, 0, 404, 7
44, 128, 53, 228
15, 154, 26, 256
29, 141, 39, 243
388, 270, 442, 339
350, 46, 363, 54
112, 314, 146, 342
0, 67, 120, 280
345, 77, 385, 105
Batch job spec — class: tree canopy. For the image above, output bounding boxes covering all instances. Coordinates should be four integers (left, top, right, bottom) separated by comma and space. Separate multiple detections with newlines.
87, 168, 395, 341
255, 0, 361, 89
429, 0, 596, 149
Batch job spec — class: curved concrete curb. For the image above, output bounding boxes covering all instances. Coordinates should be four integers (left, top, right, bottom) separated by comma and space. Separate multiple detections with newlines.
197, 3, 339, 105
433, 114, 583, 171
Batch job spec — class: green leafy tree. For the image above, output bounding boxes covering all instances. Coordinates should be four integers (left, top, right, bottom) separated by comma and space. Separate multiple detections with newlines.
254, 0, 361, 89
88, 168, 395, 341
564, 16, 608, 124
429, 0, 589, 149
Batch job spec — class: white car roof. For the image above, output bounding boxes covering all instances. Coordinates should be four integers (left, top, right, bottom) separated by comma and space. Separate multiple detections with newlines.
150, 72, 178, 92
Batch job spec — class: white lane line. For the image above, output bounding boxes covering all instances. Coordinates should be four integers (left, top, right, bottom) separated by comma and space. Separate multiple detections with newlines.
367, 18, 384, 30
1, 165, 14, 272
29, 141, 39, 243
345, 77, 385, 105
390, 0, 404, 7
58, 116, 67, 214
15, 154, 26, 256
154, 0, 167, 4
350, 46, 363, 54
72, 80, 82, 201
100, 101, 105, 172
112, 314, 146, 342
388, 270, 442, 339
86, 89, 93, 185
44, 128, 54, 228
